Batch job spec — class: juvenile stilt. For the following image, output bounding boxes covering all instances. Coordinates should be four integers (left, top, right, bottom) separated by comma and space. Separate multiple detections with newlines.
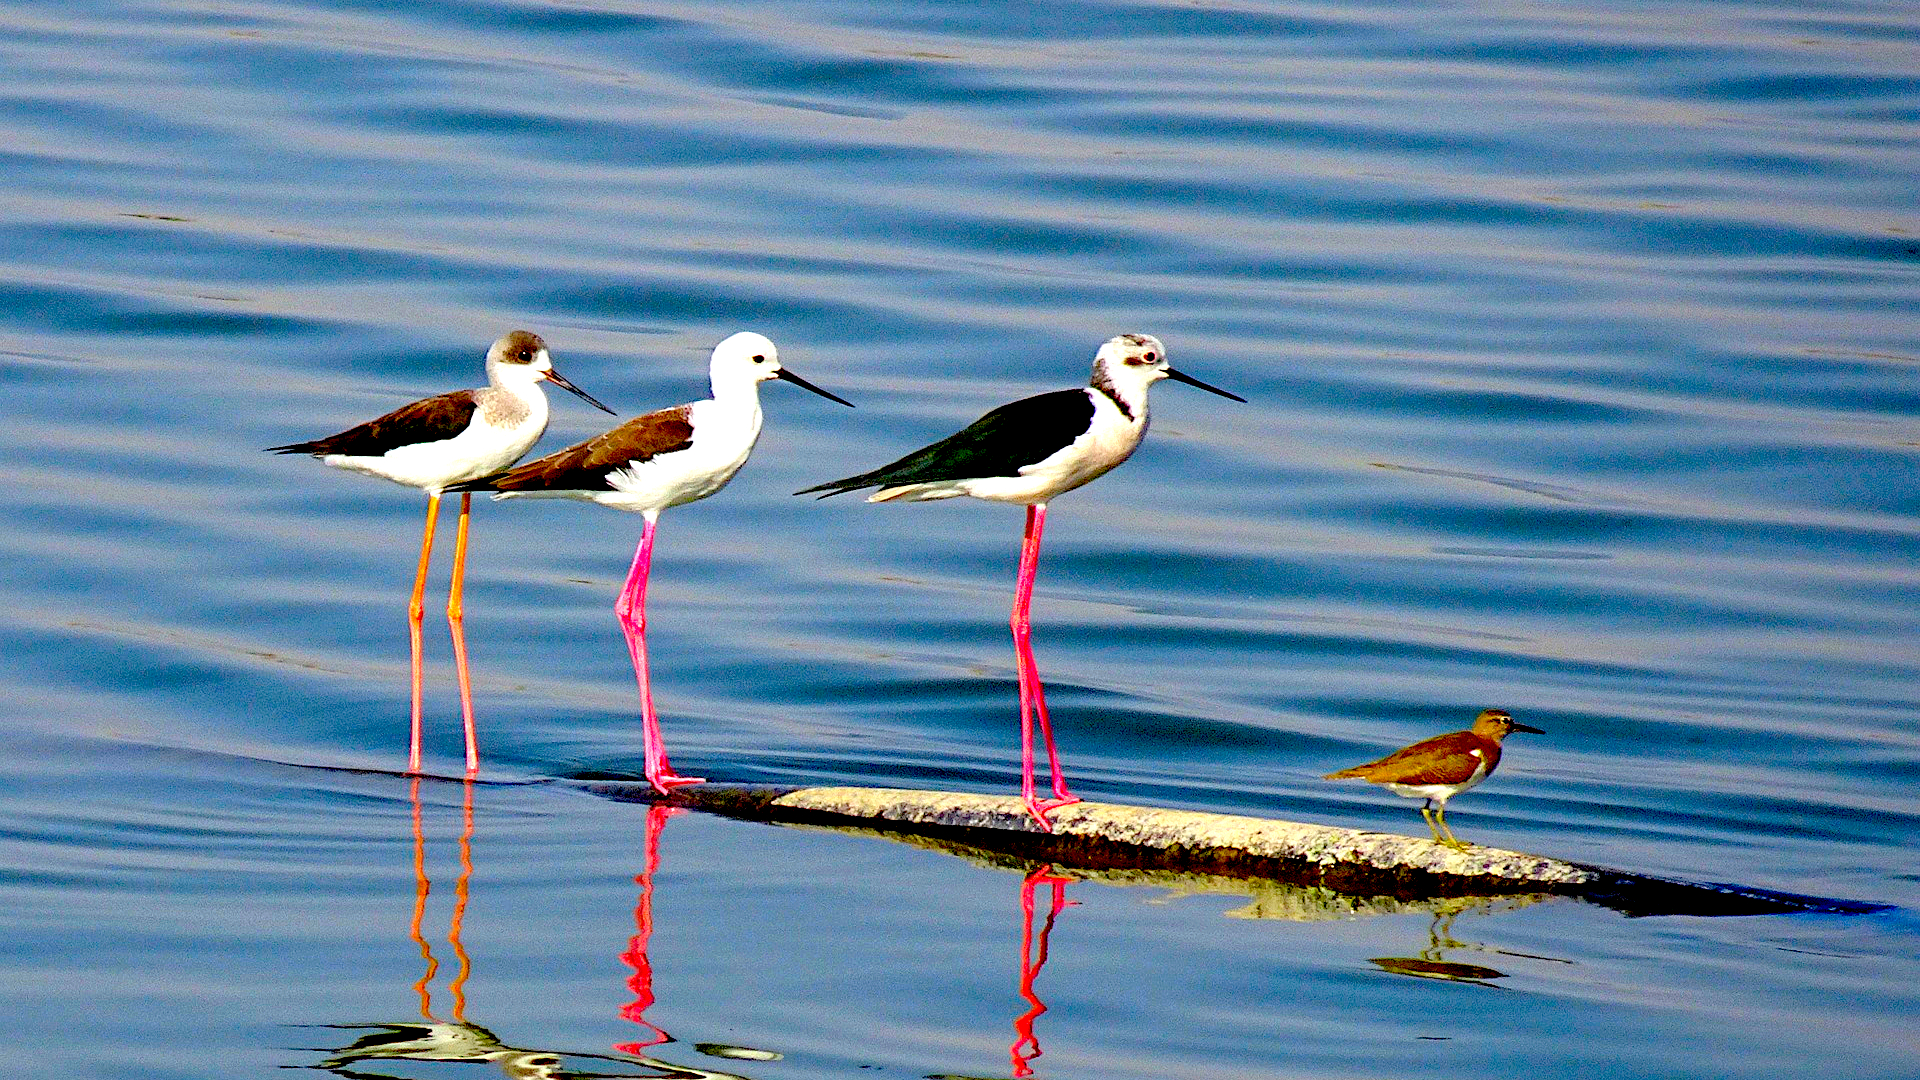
271, 331, 612, 776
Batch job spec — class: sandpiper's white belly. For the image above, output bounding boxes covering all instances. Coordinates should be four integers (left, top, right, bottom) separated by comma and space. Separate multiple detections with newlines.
1384, 759, 1490, 805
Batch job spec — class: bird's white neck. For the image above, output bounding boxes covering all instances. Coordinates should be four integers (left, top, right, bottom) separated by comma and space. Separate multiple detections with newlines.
707, 371, 768, 411
1090, 358, 1154, 423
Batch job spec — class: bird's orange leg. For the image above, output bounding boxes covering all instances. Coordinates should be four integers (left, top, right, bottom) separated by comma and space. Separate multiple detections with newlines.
406, 495, 442, 774
447, 492, 479, 777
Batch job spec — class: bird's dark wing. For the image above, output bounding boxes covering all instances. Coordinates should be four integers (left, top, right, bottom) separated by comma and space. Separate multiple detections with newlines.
267, 390, 479, 457
451, 406, 694, 493
1322, 731, 1499, 785
797, 388, 1095, 497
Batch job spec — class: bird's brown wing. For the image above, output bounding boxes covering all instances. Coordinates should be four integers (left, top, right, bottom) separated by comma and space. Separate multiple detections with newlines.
456, 405, 694, 493
1323, 731, 1497, 785
268, 390, 480, 457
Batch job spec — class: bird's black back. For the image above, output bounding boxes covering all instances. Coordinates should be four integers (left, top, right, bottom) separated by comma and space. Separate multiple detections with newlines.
799, 388, 1095, 497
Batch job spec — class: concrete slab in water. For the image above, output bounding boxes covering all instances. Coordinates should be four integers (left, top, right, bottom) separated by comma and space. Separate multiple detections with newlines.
574, 780, 1886, 918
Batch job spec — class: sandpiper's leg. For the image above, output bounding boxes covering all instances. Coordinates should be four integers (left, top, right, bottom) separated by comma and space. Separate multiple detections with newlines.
406, 494, 442, 774
446, 492, 480, 777
1420, 802, 1446, 844
1433, 805, 1467, 850
1011, 504, 1076, 830
616, 514, 703, 796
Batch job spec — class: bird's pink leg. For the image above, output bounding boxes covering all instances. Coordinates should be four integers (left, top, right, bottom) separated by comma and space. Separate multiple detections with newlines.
1011, 503, 1078, 830
615, 515, 703, 796
406, 495, 441, 774
446, 492, 480, 777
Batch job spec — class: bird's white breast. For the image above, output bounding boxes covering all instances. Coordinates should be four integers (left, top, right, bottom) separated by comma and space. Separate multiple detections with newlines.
596, 398, 761, 513
327, 390, 549, 493
960, 390, 1147, 504
1384, 758, 1490, 805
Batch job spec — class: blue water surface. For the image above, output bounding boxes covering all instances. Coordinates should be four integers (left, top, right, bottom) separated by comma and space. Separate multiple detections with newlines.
1, 1, 1917, 1077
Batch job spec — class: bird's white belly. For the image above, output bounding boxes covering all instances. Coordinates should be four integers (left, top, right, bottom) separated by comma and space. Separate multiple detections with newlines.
596, 439, 753, 514
326, 419, 541, 493
960, 412, 1143, 505
1384, 760, 1489, 805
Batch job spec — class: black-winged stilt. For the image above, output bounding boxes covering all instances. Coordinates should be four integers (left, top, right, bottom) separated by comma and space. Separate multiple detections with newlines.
269, 330, 613, 777
451, 331, 853, 795
1323, 709, 1545, 849
798, 333, 1244, 830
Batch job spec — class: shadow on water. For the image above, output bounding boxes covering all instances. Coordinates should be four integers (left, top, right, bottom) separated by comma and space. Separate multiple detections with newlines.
302, 784, 775, 1080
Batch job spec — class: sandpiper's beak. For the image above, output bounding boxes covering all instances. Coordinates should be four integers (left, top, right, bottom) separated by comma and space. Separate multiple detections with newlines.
1512, 722, 1546, 735
546, 368, 616, 414
1166, 367, 1247, 403
776, 367, 855, 407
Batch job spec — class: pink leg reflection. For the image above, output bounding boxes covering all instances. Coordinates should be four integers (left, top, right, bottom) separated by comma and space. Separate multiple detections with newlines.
615, 514, 704, 796
617, 803, 684, 1055
1012, 504, 1079, 831
1010, 864, 1075, 1077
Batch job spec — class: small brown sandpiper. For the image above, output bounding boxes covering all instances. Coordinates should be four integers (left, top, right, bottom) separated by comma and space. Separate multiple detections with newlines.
1323, 709, 1544, 850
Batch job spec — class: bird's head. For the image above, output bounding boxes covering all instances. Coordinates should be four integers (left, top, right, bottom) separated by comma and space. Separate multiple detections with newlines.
712, 331, 853, 407
489, 330, 613, 413
1472, 709, 1546, 739
1094, 333, 1245, 403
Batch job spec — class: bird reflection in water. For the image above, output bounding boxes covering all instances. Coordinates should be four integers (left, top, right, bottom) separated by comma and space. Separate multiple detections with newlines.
1010, 865, 1076, 1078
311, 778, 561, 1077
614, 803, 783, 1077
308, 781, 771, 1079
1368, 899, 1571, 986
617, 804, 682, 1055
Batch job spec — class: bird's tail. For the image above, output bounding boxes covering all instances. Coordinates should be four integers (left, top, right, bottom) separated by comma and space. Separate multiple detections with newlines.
1322, 766, 1370, 780
444, 472, 507, 493
793, 475, 875, 499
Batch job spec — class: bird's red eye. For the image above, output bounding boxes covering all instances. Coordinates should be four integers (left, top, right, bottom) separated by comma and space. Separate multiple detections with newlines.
1143, 352, 1157, 362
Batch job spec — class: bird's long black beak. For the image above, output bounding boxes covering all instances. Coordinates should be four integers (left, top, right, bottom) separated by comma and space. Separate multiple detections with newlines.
547, 368, 617, 415
1512, 722, 1546, 735
777, 367, 855, 407
1166, 367, 1246, 403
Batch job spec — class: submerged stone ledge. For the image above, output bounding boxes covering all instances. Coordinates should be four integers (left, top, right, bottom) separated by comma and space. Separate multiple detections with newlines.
573, 780, 1886, 918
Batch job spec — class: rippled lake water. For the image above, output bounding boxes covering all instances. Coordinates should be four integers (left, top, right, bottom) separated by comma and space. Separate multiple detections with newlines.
3, 1, 1917, 1076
